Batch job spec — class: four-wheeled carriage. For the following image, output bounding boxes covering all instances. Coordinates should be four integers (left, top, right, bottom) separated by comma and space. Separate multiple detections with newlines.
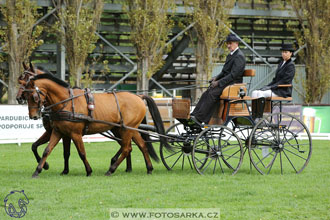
160, 69, 312, 175
18, 64, 311, 177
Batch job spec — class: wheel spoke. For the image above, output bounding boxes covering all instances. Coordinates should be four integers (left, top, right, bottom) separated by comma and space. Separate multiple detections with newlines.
187, 155, 193, 169
283, 148, 308, 161
212, 157, 217, 174
218, 157, 224, 174
201, 158, 213, 174
266, 152, 277, 174
170, 152, 183, 169
282, 150, 298, 173
280, 151, 283, 174
282, 117, 294, 138
222, 149, 241, 160
254, 148, 275, 167
194, 155, 209, 166
164, 149, 182, 160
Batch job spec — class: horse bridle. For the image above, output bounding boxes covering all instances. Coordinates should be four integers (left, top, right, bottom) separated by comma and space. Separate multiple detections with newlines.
23, 86, 47, 114
17, 70, 38, 104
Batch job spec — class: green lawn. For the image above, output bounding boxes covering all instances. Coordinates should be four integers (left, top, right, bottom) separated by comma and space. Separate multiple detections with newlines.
0, 140, 329, 220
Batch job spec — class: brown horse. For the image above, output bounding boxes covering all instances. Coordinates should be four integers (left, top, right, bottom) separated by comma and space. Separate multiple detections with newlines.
16, 63, 135, 174
17, 63, 71, 174
21, 72, 169, 177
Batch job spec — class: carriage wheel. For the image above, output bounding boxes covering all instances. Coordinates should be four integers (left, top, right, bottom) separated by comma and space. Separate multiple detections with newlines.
248, 112, 312, 175
160, 123, 197, 171
192, 126, 243, 175
226, 117, 254, 157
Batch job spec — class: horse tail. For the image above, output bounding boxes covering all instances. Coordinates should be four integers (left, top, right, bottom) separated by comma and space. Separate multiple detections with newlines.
140, 95, 172, 152
140, 117, 159, 162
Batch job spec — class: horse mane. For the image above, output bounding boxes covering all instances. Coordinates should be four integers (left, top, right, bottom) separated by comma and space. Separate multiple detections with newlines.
32, 73, 70, 88
36, 66, 54, 75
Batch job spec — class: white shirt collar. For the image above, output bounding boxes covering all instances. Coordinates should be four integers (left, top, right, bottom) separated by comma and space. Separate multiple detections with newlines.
230, 47, 239, 55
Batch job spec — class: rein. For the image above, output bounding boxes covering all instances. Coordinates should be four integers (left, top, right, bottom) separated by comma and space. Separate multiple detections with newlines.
42, 93, 86, 112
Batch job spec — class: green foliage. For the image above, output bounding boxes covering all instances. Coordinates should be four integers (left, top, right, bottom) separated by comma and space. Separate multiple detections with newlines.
185, 0, 235, 94
0, 0, 44, 104
54, 0, 104, 87
83, 45, 111, 87
290, 0, 330, 104
0, 0, 44, 61
126, 0, 175, 79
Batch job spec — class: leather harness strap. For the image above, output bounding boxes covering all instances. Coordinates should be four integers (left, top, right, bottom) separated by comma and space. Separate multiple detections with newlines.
112, 90, 125, 128
83, 88, 95, 135
44, 89, 126, 134
69, 88, 75, 113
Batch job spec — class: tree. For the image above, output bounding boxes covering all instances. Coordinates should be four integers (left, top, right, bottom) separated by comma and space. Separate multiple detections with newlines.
185, 0, 235, 100
126, 0, 174, 94
0, 0, 43, 104
53, 0, 103, 87
291, 0, 330, 104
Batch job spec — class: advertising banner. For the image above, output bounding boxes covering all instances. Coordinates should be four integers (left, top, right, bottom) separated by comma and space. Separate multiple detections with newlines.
0, 105, 110, 144
302, 106, 330, 133
0, 105, 45, 144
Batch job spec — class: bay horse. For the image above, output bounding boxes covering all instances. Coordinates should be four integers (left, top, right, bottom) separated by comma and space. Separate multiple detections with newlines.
20, 71, 170, 178
17, 63, 70, 174
17, 63, 138, 174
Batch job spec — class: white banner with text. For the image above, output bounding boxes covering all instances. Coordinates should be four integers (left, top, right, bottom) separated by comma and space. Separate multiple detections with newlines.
0, 105, 110, 144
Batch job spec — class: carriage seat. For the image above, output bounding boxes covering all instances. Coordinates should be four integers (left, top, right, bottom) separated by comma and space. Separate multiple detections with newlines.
220, 69, 256, 100
264, 84, 293, 113
208, 69, 256, 125
265, 84, 293, 101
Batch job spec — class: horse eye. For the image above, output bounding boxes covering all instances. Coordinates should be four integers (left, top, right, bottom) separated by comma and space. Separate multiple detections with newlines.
33, 93, 39, 102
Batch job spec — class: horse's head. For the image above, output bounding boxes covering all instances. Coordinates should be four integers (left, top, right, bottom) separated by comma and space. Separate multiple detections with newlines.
17, 62, 45, 104
22, 79, 47, 120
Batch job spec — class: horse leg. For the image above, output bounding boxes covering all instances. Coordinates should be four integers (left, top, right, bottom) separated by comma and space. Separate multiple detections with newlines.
32, 130, 62, 178
105, 132, 133, 176
126, 153, 132, 172
60, 136, 71, 175
31, 131, 51, 170
71, 133, 93, 176
132, 131, 153, 174
111, 128, 132, 172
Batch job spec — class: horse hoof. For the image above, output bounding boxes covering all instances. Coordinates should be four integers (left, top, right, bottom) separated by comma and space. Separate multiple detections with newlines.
125, 169, 132, 173
43, 163, 49, 170
60, 170, 69, 175
32, 173, 39, 179
104, 171, 112, 176
147, 171, 152, 175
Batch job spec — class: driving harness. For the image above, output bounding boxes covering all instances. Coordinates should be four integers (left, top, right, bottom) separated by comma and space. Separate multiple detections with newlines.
44, 89, 124, 135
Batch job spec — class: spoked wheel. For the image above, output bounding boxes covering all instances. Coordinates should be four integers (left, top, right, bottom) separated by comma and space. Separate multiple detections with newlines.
160, 123, 199, 171
192, 126, 244, 175
226, 117, 255, 156
248, 112, 312, 175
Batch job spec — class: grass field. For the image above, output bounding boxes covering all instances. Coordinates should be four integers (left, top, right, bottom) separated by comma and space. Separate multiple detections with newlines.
0, 140, 329, 220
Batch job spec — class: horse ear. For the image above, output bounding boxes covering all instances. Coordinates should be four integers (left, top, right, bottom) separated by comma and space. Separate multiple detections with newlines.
23, 62, 28, 70
29, 62, 35, 73
18, 80, 27, 86
18, 80, 27, 87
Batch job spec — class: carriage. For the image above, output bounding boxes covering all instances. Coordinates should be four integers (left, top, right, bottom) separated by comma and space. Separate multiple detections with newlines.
159, 69, 312, 175
18, 65, 312, 177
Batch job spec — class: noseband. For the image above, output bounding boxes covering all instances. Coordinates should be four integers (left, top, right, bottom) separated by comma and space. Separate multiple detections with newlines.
23, 86, 47, 113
